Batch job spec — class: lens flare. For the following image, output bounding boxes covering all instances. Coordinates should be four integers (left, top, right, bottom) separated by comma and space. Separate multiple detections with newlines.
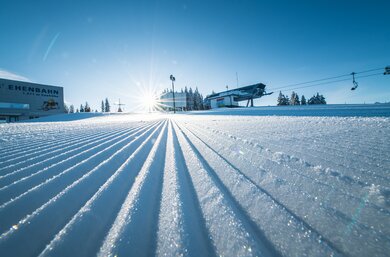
137, 88, 159, 112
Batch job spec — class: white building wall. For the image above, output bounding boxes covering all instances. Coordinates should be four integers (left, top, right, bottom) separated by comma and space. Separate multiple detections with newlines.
159, 92, 187, 109
210, 96, 238, 109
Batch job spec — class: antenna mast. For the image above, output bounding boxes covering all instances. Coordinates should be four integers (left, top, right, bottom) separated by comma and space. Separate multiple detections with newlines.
236, 72, 239, 88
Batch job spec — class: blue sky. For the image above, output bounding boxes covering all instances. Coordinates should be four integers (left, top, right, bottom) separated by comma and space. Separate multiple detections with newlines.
0, 0, 389, 110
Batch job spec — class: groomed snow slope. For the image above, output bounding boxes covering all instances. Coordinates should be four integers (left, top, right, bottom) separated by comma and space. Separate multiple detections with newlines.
0, 112, 389, 257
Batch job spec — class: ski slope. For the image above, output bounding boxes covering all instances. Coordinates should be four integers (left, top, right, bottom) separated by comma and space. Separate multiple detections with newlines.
0, 110, 389, 257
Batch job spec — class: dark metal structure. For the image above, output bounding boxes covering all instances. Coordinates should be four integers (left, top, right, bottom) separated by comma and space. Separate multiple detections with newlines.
205, 83, 272, 108
114, 99, 125, 112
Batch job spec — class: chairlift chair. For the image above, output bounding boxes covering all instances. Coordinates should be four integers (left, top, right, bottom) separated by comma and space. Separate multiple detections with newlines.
351, 72, 358, 90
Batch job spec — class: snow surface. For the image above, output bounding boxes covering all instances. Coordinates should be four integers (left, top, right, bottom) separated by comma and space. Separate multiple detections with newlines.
189, 104, 390, 117
24, 112, 105, 122
0, 107, 389, 257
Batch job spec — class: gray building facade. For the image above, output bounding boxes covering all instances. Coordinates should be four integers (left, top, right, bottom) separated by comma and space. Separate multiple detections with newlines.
0, 78, 64, 122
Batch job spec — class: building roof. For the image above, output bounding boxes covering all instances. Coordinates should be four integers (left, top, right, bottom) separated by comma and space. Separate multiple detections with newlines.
206, 83, 268, 102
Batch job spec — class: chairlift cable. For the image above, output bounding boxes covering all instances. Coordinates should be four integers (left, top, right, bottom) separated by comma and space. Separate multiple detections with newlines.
270, 74, 349, 91
278, 72, 383, 93
269, 67, 384, 91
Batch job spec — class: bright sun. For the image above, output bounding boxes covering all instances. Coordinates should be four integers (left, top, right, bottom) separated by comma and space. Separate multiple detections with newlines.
138, 89, 159, 112
145, 93, 157, 109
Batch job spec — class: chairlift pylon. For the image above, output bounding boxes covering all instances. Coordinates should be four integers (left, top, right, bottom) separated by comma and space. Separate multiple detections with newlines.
114, 98, 125, 112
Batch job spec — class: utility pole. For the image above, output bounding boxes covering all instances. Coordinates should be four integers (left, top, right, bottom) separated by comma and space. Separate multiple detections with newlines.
170, 75, 176, 114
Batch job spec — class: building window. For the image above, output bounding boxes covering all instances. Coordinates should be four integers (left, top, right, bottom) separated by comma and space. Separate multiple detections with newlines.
0, 102, 30, 109
217, 97, 225, 107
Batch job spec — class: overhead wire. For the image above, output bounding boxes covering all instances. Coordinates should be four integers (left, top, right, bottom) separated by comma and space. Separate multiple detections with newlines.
270, 74, 350, 91
279, 72, 383, 93
268, 67, 385, 93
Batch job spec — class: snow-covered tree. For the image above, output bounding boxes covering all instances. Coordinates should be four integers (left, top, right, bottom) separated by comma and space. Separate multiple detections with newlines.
64, 103, 69, 113
308, 93, 327, 105
301, 95, 307, 105
295, 93, 300, 105
184, 87, 189, 111
319, 94, 326, 104
277, 91, 289, 105
199, 94, 204, 110
80, 104, 84, 112
194, 87, 203, 110
290, 91, 300, 105
84, 102, 91, 112
69, 105, 75, 113
277, 91, 284, 105
101, 100, 105, 112
187, 87, 194, 110
104, 98, 111, 112
285, 95, 290, 105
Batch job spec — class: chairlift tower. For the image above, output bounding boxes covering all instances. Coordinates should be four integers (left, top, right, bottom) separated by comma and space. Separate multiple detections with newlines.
114, 98, 125, 112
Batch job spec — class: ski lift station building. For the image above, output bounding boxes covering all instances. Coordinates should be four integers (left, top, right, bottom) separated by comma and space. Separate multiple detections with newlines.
0, 78, 65, 122
205, 83, 271, 109
159, 92, 187, 111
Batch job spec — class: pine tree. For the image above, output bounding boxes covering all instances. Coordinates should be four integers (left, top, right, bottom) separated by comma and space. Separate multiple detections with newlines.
308, 92, 326, 105
184, 87, 189, 111
101, 100, 105, 112
301, 95, 307, 105
199, 94, 204, 110
277, 91, 284, 106
290, 92, 295, 105
315, 93, 321, 104
188, 87, 194, 110
193, 88, 204, 110
85, 102, 91, 112
64, 103, 69, 113
290, 91, 300, 105
295, 92, 300, 105
319, 94, 326, 104
80, 104, 84, 112
69, 105, 75, 113
194, 87, 201, 110
104, 98, 110, 112
277, 91, 289, 106
284, 95, 290, 105
308, 95, 315, 105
